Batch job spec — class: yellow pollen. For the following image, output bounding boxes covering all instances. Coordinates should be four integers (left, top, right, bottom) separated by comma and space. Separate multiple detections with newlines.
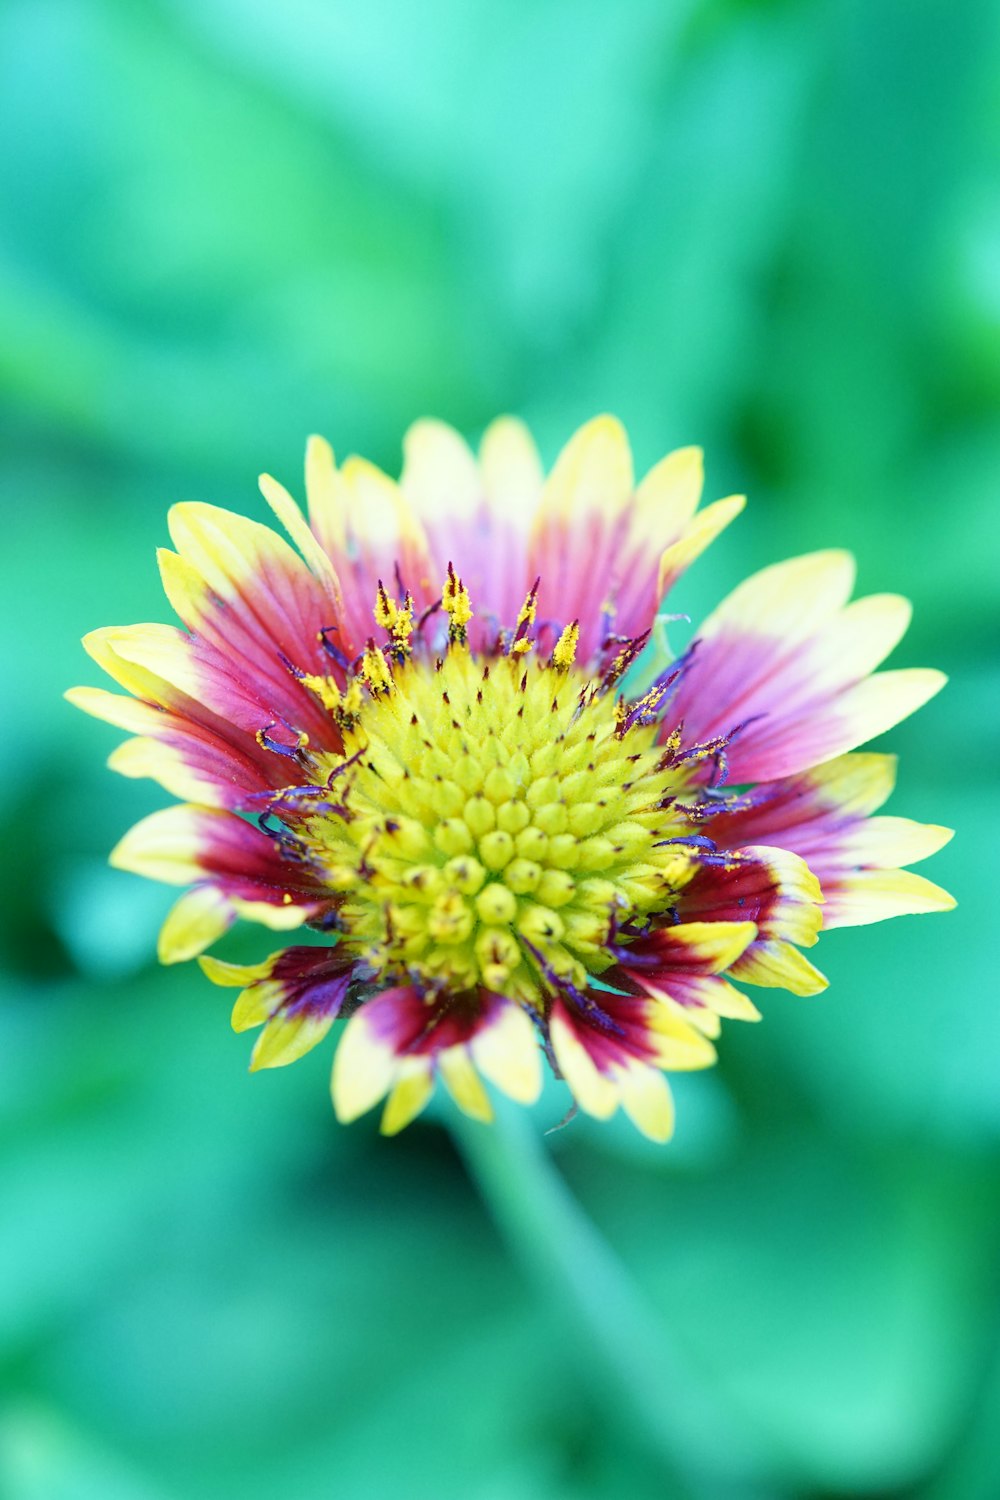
551, 621, 580, 671
374, 582, 415, 657
442, 565, 472, 644
360, 643, 394, 696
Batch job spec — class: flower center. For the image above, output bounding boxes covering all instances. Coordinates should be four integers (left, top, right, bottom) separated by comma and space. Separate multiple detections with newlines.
292, 644, 697, 1008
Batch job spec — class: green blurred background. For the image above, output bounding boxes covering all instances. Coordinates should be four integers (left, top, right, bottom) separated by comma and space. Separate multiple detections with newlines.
2, 0, 997, 1496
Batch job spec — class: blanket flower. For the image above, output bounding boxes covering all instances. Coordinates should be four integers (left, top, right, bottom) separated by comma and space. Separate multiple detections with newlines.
69, 417, 954, 1139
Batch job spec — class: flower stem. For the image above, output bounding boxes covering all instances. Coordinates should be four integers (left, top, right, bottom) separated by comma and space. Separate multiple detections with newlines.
451, 1103, 780, 1497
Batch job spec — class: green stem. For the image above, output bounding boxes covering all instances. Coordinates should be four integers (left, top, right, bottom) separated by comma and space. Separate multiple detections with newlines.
452, 1103, 780, 1498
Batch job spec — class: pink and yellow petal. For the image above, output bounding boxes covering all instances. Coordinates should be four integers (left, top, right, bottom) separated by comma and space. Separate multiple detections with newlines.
201, 946, 353, 1070
158, 513, 341, 746
695, 755, 954, 933
732, 668, 947, 784
667, 546, 946, 783
331, 986, 419, 1124
331, 988, 538, 1132
74, 632, 294, 809
528, 417, 636, 647
550, 993, 714, 1141
88, 619, 277, 737
400, 417, 540, 627
105, 736, 227, 807
111, 806, 322, 954
673, 846, 826, 996
257, 471, 345, 619
401, 418, 483, 528
166, 502, 328, 661
478, 417, 544, 519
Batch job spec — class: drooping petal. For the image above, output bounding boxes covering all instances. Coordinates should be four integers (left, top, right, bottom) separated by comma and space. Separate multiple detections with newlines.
675, 846, 828, 996
331, 987, 541, 1135
610, 919, 759, 1035
549, 988, 716, 1141
200, 946, 354, 1069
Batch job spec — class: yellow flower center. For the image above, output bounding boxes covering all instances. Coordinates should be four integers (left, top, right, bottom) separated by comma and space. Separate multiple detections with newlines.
298, 643, 697, 1008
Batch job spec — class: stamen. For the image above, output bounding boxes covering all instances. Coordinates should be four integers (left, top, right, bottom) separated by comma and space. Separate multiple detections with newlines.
360, 641, 394, 696
442, 562, 472, 646
374, 580, 415, 661
550, 621, 579, 672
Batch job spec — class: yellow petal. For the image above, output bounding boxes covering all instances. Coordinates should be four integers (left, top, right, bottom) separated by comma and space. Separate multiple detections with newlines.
848, 816, 954, 868
107, 736, 223, 805
228, 896, 312, 932
536, 414, 634, 528
331, 1009, 397, 1123
438, 1047, 494, 1122
618, 1063, 675, 1143
110, 805, 212, 885
199, 953, 272, 988
401, 418, 481, 524
652, 918, 758, 973
250, 1007, 336, 1070
343, 452, 415, 532
83, 623, 200, 703
167, 501, 307, 609
231, 978, 283, 1031
830, 668, 948, 748
810, 593, 912, 687
304, 434, 343, 550
478, 417, 543, 523
732, 939, 828, 996
258, 471, 344, 614
380, 1060, 435, 1136
804, 753, 898, 817
657, 494, 745, 596
470, 1001, 542, 1105
65, 685, 164, 735
702, 979, 761, 1022
828, 870, 956, 927
633, 445, 704, 538
646, 1008, 718, 1070
158, 886, 232, 964
700, 550, 856, 639
549, 1009, 618, 1120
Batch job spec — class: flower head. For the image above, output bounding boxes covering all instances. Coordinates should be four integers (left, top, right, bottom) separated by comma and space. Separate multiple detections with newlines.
69, 417, 954, 1140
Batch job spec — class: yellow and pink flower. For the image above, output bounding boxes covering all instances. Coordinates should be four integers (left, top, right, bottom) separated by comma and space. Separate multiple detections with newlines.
68, 417, 954, 1140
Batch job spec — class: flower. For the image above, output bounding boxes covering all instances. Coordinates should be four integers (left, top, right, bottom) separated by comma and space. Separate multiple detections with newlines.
68, 417, 954, 1140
